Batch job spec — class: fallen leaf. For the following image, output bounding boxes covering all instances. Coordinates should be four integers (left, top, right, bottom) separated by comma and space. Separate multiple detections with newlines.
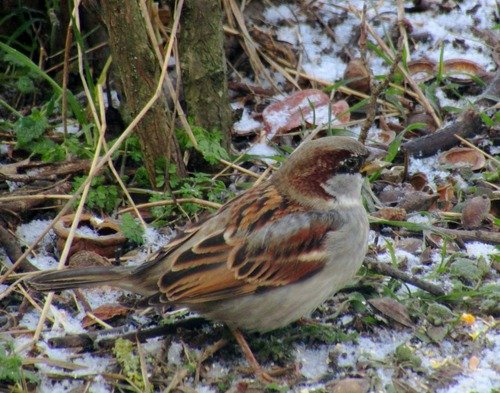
373, 207, 407, 221
407, 58, 436, 83
397, 191, 439, 212
409, 172, 428, 191
406, 111, 437, 134
343, 58, 371, 93
368, 297, 414, 328
396, 237, 423, 254
262, 90, 349, 138
373, 129, 396, 146
439, 147, 486, 170
426, 325, 450, 342
82, 304, 130, 328
468, 355, 480, 370
327, 377, 370, 393
443, 58, 490, 84
437, 182, 456, 211
380, 166, 405, 183
263, 89, 329, 137
54, 213, 127, 258
461, 195, 491, 229
68, 250, 111, 268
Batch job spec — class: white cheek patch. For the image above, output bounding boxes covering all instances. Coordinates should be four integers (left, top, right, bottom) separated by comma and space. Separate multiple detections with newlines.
320, 173, 363, 207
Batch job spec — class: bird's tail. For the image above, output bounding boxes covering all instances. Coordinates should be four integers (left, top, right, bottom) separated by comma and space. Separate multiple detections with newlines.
27, 266, 136, 293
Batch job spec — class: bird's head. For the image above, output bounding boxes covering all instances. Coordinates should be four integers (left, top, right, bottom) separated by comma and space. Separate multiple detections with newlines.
275, 136, 370, 209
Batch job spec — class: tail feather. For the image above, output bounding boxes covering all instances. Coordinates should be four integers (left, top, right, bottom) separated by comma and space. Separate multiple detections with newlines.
27, 266, 135, 293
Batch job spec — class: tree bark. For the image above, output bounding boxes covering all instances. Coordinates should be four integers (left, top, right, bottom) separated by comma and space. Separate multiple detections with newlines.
179, 0, 232, 148
98, 0, 185, 185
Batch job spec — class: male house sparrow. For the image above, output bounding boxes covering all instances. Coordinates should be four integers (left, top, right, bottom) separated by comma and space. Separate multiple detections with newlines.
28, 136, 370, 380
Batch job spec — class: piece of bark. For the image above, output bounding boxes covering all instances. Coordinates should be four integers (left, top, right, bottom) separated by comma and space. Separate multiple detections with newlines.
364, 258, 446, 297
179, 0, 232, 149
96, 0, 186, 185
0, 159, 91, 182
0, 181, 71, 214
475, 69, 500, 106
432, 226, 499, 245
402, 109, 486, 158
0, 226, 38, 272
461, 195, 491, 229
48, 317, 209, 350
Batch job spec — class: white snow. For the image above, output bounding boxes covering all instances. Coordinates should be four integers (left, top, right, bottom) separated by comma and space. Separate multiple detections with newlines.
263, 4, 298, 24
246, 143, 279, 164
377, 248, 421, 270
16, 219, 57, 252
407, 213, 433, 225
0, 143, 10, 155
296, 345, 330, 380
408, 155, 450, 189
14, 219, 59, 269
38, 378, 83, 393
53, 122, 80, 134
102, 89, 120, 108
82, 287, 123, 309
233, 108, 262, 135
167, 341, 184, 366
464, 242, 498, 264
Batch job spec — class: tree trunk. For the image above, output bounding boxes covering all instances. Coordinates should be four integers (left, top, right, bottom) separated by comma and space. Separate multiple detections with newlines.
98, 0, 186, 186
179, 0, 232, 148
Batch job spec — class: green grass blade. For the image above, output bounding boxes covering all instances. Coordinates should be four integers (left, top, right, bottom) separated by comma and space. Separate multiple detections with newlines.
0, 41, 86, 125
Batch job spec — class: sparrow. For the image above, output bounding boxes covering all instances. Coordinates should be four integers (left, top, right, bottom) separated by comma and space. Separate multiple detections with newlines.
28, 136, 370, 381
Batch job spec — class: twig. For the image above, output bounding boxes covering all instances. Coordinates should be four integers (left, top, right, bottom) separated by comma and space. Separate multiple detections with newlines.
0, 226, 38, 272
431, 226, 500, 245
402, 109, 485, 157
396, 0, 411, 63
61, 20, 73, 137
364, 258, 446, 297
195, 338, 229, 384
349, 6, 442, 128
164, 368, 189, 393
358, 6, 404, 144
284, 68, 399, 112
359, 53, 403, 143
47, 317, 209, 350
118, 198, 222, 215
136, 338, 152, 393
454, 134, 500, 166
0, 0, 183, 285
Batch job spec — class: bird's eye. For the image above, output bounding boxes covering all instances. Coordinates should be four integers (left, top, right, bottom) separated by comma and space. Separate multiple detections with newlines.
339, 156, 362, 172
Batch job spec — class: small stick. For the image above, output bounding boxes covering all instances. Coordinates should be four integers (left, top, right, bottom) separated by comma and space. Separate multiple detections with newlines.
455, 135, 500, 166
357, 4, 404, 144
47, 317, 209, 350
364, 258, 446, 297
118, 197, 222, 215
349, 6, 441, 128
0, 226, 38, 272
432, 226, 500, 245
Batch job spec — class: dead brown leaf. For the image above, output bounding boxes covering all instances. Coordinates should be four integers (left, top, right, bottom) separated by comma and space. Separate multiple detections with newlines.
82, 304, 130, 328
461, 195, 491, 229
368, 297, 414, 328
439, 147, 486, 170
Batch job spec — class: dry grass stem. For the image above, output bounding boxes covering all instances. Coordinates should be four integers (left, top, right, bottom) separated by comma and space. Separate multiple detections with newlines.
349, 6, 441, 127
455, 135, 500, 165
118, 198, 222, 215
0, 0, 183, 285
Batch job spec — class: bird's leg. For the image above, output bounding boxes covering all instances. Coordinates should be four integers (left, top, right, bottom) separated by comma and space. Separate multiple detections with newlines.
230, 327, 275, 383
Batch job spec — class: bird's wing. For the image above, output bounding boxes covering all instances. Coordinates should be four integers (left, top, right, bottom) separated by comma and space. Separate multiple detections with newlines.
156, 183, 342, 304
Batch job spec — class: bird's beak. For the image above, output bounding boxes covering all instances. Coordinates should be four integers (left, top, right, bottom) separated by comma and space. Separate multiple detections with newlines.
360, 147, 388, 174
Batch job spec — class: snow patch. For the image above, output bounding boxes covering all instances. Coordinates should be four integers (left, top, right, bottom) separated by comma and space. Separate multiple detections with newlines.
295, 345, 330, 380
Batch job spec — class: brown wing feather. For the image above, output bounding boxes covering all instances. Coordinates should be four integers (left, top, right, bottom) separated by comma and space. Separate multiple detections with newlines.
157, 182, 338, 304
